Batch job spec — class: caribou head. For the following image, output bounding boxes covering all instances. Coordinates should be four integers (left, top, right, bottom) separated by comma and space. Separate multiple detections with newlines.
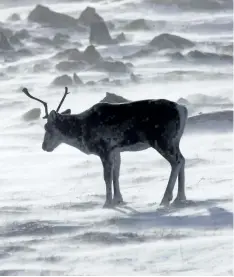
22, 87, 71, 152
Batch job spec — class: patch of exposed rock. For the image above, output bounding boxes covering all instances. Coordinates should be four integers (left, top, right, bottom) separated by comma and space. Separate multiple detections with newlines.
28, 5, 85, 30
124, 19, 150, 30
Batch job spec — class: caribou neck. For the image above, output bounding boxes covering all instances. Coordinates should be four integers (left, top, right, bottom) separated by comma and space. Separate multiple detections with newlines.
56, 114, 88, 151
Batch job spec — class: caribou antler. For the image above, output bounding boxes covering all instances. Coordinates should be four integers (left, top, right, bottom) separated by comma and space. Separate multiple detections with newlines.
56, 87, 70, 113
22, 87, 49, 119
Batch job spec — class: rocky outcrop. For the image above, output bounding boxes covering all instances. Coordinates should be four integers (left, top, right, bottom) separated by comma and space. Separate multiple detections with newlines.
28, 5, 84, 30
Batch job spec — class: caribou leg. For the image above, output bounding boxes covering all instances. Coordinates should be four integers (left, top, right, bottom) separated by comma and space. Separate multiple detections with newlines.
112, 151, 124, 205
100, 153, 114, 208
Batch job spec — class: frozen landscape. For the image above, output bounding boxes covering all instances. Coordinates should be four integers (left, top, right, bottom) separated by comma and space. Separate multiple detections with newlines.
0, 0, 233, 275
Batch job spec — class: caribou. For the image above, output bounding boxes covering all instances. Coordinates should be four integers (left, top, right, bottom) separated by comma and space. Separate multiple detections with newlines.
22, 87, 188, 208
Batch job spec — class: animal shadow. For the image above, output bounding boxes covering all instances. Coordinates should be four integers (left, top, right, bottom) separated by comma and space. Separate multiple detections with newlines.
112, 198, 233, 230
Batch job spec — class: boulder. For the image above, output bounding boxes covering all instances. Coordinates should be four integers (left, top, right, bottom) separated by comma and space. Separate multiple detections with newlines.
0, 32, 13, 50
0, 26, 13, 38
56, 60, 87, 71
52, 74, 73, 86
9, 35, 23, 46
149, 33, 195, 50
14, 29, 30, 40
54, 48, 82, 60
8, 13, 21, 21
95, 61, 129, 73
99, 92, 129, 103
115, 32, 126, 43
22, 108, 41, 121
28, 4, 83, 29
124, 19, 150, 30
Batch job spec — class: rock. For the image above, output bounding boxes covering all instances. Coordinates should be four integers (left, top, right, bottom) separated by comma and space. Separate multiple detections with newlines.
56, 60, 87, 71
124, 19, 150, 30
73, 73, 83, 85
52, 74, 73, 86
22, 108, 41, 121
14, 29, 30, 40
149, 33, 195, 50
28, 4, 83, 29
0, 32, 13, 50
83, 45, 102, 64
8, 13, 21, 21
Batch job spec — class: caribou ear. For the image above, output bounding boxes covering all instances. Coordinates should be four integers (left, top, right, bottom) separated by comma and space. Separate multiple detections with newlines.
60, 109, 71, 115
48, 110, 57, 122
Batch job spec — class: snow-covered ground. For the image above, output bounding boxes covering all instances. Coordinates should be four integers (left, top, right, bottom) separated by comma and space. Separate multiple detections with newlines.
0, 0, 233, 275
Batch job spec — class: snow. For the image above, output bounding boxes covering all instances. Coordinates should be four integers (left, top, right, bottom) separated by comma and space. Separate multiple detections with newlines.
0, 0, 233, 275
